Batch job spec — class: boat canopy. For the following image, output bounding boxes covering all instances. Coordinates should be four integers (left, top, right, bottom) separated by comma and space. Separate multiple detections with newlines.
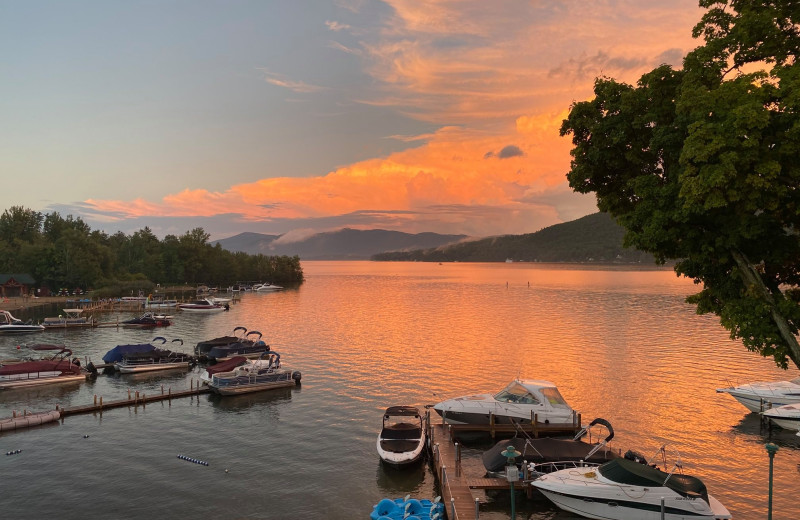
102, 344, 156, 363
384, 406, 421, 417
598, 458, 709, 503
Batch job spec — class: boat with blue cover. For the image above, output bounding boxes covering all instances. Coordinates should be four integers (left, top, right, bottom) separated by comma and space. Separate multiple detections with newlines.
369, 496, 443, 520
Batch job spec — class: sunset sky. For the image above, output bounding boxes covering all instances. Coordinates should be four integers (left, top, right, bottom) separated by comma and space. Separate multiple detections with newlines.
1, 0, 703, 240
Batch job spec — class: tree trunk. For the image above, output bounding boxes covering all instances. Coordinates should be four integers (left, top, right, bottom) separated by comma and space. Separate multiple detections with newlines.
731, 249, 800, 369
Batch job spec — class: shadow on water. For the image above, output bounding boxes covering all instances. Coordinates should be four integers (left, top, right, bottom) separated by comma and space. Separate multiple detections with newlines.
730, 412, 800, 448
375, 458, 427, 494
206, 386, 295, 412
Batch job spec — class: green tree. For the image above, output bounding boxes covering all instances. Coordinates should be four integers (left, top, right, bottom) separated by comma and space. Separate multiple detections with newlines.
560, 0, 800, 369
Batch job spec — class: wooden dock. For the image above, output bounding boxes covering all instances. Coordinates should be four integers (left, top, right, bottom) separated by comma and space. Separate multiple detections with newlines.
59, 382, 210, 417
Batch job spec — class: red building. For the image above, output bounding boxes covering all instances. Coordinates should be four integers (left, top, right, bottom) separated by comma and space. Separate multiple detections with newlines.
0, 274, 36, 298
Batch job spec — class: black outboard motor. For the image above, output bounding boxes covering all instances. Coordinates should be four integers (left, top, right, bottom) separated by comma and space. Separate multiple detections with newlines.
86, 361, 98, 377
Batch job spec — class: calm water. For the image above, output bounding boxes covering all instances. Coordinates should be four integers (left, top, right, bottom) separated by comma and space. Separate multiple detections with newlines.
1, 262, 798, 520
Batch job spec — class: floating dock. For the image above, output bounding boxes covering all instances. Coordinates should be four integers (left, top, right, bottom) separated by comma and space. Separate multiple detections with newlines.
60, 382, 210, 417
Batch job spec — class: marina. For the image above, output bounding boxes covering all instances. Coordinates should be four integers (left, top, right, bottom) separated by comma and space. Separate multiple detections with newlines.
1, 262, 799, 520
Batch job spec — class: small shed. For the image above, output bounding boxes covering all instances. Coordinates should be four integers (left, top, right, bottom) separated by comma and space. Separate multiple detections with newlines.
0, 274, 36, 298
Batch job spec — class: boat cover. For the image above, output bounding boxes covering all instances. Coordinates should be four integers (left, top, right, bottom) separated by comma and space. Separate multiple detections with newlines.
205, 356, 248, 376
482, 437, 618, 472
102, 344, 156, 363
384, 405, 421, 416
0, 360, 82, 376
598, 457, 709, 502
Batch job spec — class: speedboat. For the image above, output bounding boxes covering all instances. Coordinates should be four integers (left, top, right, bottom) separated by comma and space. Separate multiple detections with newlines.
209, 351, 301, 395
717, 376, 800, 412
178, 298, 229, 312
0, 348, 89, 389
482, 418, 617, 477
531, 445, 731, 519
42, 308, 94, 329
114, 338, 194, 373
121, 312, 173, 327
761, 403, 800, 431
253, 283, 283, 292
377, 406, 427, 466
0, 310, 44, 333
433, 379, 576, 425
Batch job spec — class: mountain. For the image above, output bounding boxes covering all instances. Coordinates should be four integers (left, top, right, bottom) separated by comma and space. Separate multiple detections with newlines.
371, 212, 657, 264
214, 228, 467, 260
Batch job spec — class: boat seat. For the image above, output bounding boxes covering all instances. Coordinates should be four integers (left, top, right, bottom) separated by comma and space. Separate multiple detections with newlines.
382, 425, 422, 440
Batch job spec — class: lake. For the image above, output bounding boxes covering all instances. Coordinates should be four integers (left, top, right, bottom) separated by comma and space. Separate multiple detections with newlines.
0, 261, 798, 520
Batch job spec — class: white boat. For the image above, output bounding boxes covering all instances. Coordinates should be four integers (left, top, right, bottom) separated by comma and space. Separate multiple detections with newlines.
145, 297, 179, 309
209, 351, 301, 395
0, 348, 88, 389
531, 446, 731, 519
253, 283, 284, 292
114, 338, 194, 373
433, 379, 576, 426
377, 406, 427, 466
178, 298, 229, 312
716, 377, 800, 412
0, 310, 44, 333
761, 403, 800, 431
42, 308, 94, 329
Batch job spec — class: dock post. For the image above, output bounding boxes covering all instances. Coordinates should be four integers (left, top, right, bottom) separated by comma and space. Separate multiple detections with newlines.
523, 463, 532, 498
135, 390, 139, 404
450, 498, 455, 520
99, 397, 103, 409
455, 442, 460, 477
93, 395, 97, 405
577, 412, 582, 430
533, 414, 538, 438
434, 443, 439, 466
12, 410, 16, 418
442, 465, 447, 484
490, 412, 495, 438
128, 388, 131, 400
161, 385, 164, 395
474, 497, 480, 519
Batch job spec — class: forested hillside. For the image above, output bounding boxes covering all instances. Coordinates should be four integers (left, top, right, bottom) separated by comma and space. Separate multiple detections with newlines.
373, 213, 656, 264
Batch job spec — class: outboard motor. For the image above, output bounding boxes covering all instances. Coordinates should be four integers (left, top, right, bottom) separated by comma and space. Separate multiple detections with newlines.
292, 371, 302, 384
86, 362, 98, 377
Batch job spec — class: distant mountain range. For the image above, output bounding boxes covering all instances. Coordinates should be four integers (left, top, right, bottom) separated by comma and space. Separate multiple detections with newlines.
214, 213, 657, 264
213, 228, 467, 260
372, 212, 656, 264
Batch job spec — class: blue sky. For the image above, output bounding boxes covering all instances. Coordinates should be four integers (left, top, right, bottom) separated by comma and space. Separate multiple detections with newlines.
1, 0, 701, 240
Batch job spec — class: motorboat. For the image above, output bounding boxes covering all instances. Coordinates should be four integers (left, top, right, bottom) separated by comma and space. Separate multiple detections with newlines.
178, 298, 229, 312
531, 445, 731, 520
716, 376, 800, 412
206, 331, 270, 362
195, 326, 251, 358
0, 310, 44, 333
482, 418, 617, 477
42, 308, 94, 329
433, 379, 577, 425
0, 348, 89, 389
377, 405, 427, 466
114, 338, 194, 373
121, 312, 173, 327
761, 403, 800, 431
253, 283, 283, 292
209, 351, 301, 395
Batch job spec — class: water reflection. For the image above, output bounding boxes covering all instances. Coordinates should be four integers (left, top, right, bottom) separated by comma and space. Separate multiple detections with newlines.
375, 457, 426, 494
1, 262, 799, 520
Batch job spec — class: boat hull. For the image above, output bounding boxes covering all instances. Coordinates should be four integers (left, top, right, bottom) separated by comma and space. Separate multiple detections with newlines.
211, 378, 296, 395
376, 437, 425, 465
115, 361, 191, 373
718, 389, 800, 412
0, 373, 86, 389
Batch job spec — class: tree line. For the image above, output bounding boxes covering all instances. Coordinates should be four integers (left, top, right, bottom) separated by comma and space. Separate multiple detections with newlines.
0, 206, 303, 293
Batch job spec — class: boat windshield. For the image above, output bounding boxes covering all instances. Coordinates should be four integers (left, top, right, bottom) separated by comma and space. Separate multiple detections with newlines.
494, 382, 540, 405
541, 387, 570, 408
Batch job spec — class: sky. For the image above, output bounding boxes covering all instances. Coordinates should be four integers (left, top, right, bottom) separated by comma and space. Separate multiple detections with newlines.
0, 0, 703, 241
